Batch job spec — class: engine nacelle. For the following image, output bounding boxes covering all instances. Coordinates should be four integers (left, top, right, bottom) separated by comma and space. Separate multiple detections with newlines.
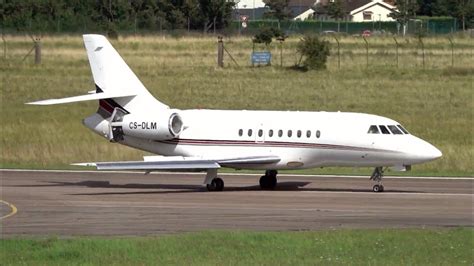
115, 111, 183, 141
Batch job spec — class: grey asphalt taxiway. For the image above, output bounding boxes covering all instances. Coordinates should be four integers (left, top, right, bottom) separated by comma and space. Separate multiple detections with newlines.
1, 170, 472, 237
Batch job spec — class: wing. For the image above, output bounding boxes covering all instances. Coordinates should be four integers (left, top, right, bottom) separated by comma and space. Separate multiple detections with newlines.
73, 155, 280, 172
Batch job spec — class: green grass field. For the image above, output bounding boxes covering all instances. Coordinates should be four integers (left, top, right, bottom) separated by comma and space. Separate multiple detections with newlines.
0, 35, 472, 175
1, 229, 472, 265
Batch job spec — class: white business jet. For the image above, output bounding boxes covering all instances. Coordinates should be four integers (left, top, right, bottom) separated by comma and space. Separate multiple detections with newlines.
28, 34, 442, 192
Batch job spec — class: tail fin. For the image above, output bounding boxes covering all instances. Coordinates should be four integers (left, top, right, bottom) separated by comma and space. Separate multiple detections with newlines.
27, 34, 168, 115
83, 34, 168, 113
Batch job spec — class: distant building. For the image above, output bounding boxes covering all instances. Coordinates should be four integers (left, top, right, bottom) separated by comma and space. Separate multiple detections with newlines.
233, 0, 397, 22
235, 0, 266, 9
314, 0, 398, 22
349, 0, 397, 22
234, 0, 267, 20
288, 0, 318, 19
293, 8, 317, 20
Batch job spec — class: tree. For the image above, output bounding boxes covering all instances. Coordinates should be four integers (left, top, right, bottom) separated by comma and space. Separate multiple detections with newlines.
433, 0, 474, 30
390, 0, 419, 36
327, 0, 345, 21
263, 0, 292, 27
199, 0, 235, 33
296, 35, 330, 71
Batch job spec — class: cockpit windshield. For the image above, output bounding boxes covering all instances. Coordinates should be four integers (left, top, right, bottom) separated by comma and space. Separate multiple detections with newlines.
388, 125, 403, 134
397, 125, 409, 134
367, 125, 379, 134
367, 124, 410, 135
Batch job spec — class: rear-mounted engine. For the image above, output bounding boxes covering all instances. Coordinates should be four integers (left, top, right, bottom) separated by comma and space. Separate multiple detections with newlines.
109, 108, 183, 142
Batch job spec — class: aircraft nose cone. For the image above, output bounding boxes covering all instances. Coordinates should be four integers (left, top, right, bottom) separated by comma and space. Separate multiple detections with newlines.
424, 144, 442, 161
408, 137, 442, 163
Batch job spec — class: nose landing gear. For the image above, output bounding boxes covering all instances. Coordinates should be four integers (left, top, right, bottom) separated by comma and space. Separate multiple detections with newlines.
370, 167, 385, 192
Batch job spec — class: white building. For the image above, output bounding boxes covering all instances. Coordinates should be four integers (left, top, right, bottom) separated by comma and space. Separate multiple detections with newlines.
350, 0, 397, 22
235, 0, 266, 9
293, 8, 316, 20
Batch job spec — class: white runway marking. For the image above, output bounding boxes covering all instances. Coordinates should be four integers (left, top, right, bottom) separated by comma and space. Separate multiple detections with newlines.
1, 168, 473, 180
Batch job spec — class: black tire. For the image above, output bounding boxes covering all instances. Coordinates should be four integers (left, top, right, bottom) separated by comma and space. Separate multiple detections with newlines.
373, 184, 381, 193
259, 175, 267, 189
207, 177, 224, 192
268, 175, 277, 189
260, 175, 277, 190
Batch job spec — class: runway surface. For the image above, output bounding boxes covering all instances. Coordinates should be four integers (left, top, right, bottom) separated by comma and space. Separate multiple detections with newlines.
1, 170, 472, 237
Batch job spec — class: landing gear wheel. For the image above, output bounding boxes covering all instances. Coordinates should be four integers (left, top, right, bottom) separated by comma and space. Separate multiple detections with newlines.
370, 167, 385, 193
206, 177, 224, 192
372, 184, 384, 193
259, 175, 277, 190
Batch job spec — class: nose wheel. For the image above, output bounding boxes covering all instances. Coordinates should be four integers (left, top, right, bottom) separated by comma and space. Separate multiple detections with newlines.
370, 167, 385, 193
372, 184, 384, 192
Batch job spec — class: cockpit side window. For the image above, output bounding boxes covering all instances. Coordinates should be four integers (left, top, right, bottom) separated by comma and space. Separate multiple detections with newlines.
397, 125, 409, 134
379, 125, 390, 134
388, 125, 403, 135
368, 125, 379, 134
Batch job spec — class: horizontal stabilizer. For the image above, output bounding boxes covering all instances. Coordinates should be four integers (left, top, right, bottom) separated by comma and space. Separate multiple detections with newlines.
26, 91, 136, 105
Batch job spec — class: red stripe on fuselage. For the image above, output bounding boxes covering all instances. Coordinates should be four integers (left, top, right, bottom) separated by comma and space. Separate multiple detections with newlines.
155, 138, 393, 153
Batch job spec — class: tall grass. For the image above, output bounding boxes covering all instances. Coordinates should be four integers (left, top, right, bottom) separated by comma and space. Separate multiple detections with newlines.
1, 229, 472, 265
0, 35, 472, 175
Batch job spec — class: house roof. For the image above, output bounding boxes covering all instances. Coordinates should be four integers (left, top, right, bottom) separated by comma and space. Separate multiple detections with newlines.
315, 0, 397, 14
350, 0, 397, 15
293, 8, 316, 20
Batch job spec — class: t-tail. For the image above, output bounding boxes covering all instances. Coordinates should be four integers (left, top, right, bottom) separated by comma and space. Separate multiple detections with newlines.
27, 34, 182, 142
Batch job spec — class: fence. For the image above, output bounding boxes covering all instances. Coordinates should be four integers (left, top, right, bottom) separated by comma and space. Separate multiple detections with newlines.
231, 18, 459, 36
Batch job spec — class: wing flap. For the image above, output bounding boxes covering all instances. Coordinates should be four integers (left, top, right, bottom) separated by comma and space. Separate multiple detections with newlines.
73, 160, 220, 171
219, 156, 280, 166
73, 155, 280, 172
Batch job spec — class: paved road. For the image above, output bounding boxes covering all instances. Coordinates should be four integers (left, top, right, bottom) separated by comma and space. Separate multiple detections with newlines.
1, 170, 472, 237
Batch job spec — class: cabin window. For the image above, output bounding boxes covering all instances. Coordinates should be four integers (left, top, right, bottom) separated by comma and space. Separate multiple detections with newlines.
278, 130, 283, 137
297, 130, 302, 138
287, 130, 292, 137
397, 125, 409, 134
379, 125, 390, 134
269, 129, 274, 137
306, 130, 311, 138
248, 129, 253, 137
388, 125, 403, 135
368, 125, 379, 134
258, 129, 263, 137
238, 129, 243, 136
316, 130, 321, 138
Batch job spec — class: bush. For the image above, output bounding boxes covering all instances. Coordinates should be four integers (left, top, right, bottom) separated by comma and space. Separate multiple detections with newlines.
296, 35, 330, 70
253, 27, 284, 46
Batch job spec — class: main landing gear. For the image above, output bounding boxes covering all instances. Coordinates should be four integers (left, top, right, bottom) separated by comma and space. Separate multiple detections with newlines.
204, 169, 279, 192
370, 166, 385, 193
206, 177, 224, 192
260, 170, 278, 190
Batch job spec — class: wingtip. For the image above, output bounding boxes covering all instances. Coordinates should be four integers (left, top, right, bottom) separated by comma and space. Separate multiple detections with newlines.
25, 101, 48, 105
71, 162, 97, 167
